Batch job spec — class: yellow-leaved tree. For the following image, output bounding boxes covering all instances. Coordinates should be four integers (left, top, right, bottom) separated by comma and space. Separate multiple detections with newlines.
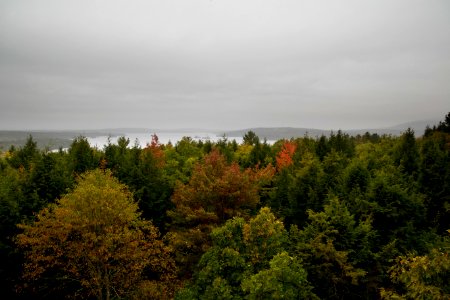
16, 169, 176, 300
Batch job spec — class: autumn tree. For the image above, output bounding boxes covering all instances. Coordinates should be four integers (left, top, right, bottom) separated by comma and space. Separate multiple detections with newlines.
381, 236, 450, 299
275, 140, 297, 171
167, 150, 274, 277
16, 170, 176, 299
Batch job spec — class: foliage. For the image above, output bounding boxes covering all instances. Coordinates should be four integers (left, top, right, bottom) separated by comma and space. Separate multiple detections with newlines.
419, 131, 450, 231
16, 170, 176, 299
275, 140, 297, 171
329, 130, 355, 158
242, 130, 259, 146
68, 136, 99, 174
289, 197, 373, 298
394, 128, 419, 179
177, 207, 294, 299
0, 111, 449, 299
381, 237, 450, 300
366, 168, 426, 250
6, 135, 40, 170
103, 135, 173, 230
271, 151, 326, 227
241, 252, 317, 300
167, 150, 274, 276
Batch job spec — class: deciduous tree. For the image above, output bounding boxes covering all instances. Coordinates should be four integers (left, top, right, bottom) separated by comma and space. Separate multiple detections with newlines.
167, 150, 274, 277
381, 239, 450, 300
16, 170, 176, 299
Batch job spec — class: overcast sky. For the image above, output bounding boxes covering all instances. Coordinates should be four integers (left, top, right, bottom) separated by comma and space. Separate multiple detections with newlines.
0, 0, 449, 130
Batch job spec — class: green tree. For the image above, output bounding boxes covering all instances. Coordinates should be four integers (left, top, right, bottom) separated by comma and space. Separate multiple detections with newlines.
0, 165, 26, 298
242, 131, 259, 146
164, 136, 203, 184
436, 112, 450, 133
16, 170, 176, 299
419, 132, 450, 231
29, 152, 74, 205
103, 136, 130, 173
316, 135, 330, 160
241, 252, 316, 300
177, 207, 295, 299
104, 136, 173, 230
394, 128, 419, 179
248, 138, 270, 167
329, 130, 355, 158
367, 169, 426, 250
68, 136, 98, 174
286, 152, 326, 226
322, 149, 348, 193
342, 161, 371, 195
289, 197, 373, 299
6, 135, 40, 170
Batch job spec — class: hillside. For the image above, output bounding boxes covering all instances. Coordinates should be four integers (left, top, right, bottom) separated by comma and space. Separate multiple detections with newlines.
221, 119, 440, 140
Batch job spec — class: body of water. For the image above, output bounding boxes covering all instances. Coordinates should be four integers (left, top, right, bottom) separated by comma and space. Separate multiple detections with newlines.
86, 131, 245, 149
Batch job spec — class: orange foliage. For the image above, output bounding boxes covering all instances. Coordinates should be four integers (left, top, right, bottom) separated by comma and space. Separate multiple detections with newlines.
170, 149, 274, 226
145, 134, 165, 168
167, 150, 274, 276
276, 140, 297, 171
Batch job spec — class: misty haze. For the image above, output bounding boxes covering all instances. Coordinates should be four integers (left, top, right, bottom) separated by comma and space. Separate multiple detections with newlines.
1, 0, 449, 132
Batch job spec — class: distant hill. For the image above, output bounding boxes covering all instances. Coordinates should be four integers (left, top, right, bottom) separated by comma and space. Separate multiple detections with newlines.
221, 127, 329, 140
0, 130, 122, 150
221, 119, 441, 140
385, 119, 440, 133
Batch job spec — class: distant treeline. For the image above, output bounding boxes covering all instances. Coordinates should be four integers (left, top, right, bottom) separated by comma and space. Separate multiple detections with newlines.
0, 113, 449, 299
0, 130, 121, 150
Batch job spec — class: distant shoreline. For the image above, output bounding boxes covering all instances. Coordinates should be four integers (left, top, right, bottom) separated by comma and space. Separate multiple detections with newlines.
0, 119, 437, 151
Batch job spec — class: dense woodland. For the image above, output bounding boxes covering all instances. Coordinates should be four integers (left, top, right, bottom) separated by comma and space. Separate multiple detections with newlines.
0, 113, 449, 299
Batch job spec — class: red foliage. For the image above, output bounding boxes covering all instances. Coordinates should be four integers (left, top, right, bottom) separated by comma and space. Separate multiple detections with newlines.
276, 141, 297, 171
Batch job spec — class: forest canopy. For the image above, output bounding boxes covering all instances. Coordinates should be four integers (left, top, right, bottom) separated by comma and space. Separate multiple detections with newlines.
0, 113, 449, 299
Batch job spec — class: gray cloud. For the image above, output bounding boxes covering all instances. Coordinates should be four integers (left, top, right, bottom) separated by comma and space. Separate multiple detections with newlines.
1, 0, 449, 130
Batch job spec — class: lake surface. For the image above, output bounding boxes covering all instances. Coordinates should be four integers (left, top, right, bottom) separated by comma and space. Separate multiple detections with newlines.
86, 131, 245, 149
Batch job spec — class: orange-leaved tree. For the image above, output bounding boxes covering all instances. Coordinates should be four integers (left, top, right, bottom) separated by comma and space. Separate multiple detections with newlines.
145, 133, 165, 168
276, 140, 297, 171
16, 169, 176, 300
167, 149, 274, 277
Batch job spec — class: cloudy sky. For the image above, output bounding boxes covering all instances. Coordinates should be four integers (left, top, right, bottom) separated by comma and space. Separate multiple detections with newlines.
1, 0, 449, 130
